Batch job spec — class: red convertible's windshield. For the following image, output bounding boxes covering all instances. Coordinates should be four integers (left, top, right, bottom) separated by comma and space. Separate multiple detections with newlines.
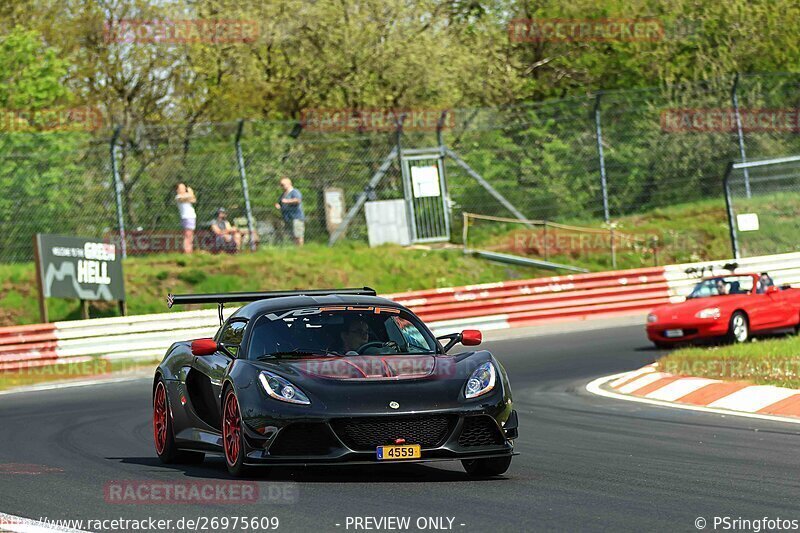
688, 276, 754, 298
247, 307, 438, 359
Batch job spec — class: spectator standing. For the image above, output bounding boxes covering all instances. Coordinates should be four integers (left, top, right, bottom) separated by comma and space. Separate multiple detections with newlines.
175, 183, 196, 254
274, 177, 305, 246
211, 207, 242, 252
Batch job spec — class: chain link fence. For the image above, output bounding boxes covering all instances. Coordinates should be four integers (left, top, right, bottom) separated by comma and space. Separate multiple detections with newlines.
725, 156, 800, 258
2, 72, 800, 263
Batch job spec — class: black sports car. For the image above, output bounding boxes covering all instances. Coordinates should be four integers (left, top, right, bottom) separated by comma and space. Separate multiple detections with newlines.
153, 288, 518, 477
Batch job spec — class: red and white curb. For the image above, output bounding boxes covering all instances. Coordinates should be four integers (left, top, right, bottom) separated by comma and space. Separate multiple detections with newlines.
586, 363, 800, 425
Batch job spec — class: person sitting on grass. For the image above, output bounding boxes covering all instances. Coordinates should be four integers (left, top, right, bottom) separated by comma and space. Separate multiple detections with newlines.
211, 207, 242, 253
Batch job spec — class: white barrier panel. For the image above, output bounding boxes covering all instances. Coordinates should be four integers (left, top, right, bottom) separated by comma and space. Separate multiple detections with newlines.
663, 252, 800, 300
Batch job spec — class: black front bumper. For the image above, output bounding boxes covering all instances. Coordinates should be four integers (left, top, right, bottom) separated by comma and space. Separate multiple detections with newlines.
241, 411, 518, 465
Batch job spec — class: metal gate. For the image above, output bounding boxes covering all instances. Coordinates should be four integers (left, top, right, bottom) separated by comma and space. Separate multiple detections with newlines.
400, 149, 450, 243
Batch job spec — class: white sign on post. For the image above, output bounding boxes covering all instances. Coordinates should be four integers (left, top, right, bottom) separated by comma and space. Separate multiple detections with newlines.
411, 166, 441, 198
736, 213, 760, 232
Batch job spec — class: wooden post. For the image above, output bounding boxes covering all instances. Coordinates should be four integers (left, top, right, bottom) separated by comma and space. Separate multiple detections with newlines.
119, 299, 127, 316
80, 299, 89, 320
33, 234, 49, 323
610, 226, 617, 269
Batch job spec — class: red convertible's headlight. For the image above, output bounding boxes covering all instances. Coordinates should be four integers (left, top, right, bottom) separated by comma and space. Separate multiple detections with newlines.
695, 307, 721, 319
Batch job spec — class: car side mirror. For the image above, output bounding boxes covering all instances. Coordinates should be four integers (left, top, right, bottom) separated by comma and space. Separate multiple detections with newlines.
191, 338, 218, 356
436, 329, 483, 353
461, 329, 483, 346
766, 285, 779, 294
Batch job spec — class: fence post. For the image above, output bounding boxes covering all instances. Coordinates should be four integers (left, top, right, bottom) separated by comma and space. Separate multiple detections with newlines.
397, 113, 415, 241
235, 120, 257, 251
110, 126, 127, 259
723, 162, 740, 259
731, 73, 751, 198
593, 92, 610, 224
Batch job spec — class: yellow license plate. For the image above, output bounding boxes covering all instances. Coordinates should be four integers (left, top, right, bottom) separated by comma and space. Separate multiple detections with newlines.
376, 444, 421, 460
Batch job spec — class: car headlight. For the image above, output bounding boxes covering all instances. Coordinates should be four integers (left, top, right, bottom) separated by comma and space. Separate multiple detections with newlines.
695, 307, 721, 319
464, 361, 496, 399
258, 371, 311, 405
647, 313, 658, 323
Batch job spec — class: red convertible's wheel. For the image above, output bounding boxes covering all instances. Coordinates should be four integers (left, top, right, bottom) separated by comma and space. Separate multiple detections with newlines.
726, 311, 750, 344
223, 389, 250, 477
153, 378, 204, 465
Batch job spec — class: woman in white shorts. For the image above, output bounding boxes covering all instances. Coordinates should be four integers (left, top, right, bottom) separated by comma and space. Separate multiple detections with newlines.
175, 183, 197, 254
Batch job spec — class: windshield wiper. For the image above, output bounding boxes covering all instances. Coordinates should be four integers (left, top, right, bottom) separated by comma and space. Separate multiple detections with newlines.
257, 349, 333, 360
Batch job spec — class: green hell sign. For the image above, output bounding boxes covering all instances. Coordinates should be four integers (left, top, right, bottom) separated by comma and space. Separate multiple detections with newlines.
34, 234, 125, 302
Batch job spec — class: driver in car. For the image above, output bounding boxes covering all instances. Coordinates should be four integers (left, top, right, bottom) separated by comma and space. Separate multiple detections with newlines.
339, 319, 370, 354
757, 272, 775, 293
715, 278, 729, 296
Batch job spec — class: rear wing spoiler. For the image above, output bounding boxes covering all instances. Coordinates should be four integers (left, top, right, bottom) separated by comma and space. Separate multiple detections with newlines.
166, 287, 378, 324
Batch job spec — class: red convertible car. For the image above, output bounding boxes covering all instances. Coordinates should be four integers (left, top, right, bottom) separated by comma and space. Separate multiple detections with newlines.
646, 273, 800, 348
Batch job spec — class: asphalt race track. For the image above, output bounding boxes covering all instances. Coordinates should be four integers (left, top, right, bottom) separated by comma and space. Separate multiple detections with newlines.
1, 324, 799, 532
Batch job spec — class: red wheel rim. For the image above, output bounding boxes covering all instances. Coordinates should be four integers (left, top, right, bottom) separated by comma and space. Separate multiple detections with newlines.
153, 382, 168, 455
223, 391, 241, 467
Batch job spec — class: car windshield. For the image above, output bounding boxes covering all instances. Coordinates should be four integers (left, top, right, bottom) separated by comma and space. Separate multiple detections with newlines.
688, 276, 754, 298
247, 306, 438, 359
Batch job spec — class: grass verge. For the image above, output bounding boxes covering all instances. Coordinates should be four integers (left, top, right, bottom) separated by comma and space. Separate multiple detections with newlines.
658, 335, 800, 389
0, 242, 539, 326
464, 198, 732, 271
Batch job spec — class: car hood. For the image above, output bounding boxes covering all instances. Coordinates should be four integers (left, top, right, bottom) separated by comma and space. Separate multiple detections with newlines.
264, 354, 442, 381
234, 351, 506, 417
651, 295, 743, 317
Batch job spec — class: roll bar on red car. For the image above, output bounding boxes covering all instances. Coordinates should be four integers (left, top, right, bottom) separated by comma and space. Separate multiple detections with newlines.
167, 287, 378, 325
